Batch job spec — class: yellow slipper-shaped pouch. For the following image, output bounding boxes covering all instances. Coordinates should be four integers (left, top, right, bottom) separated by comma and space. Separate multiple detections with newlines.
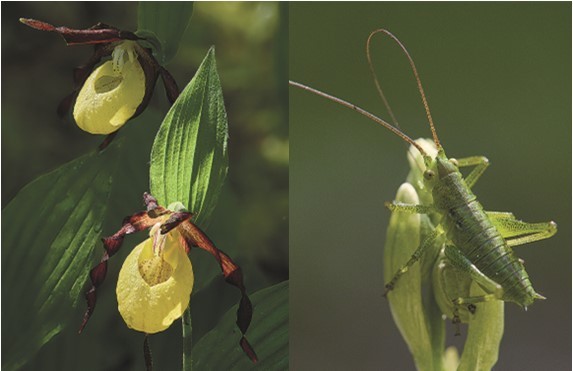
73, 41, 145, 134
116, 228, 194, 333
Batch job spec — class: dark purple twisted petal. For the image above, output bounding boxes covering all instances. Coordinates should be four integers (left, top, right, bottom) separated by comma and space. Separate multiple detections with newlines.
159, 66, 180, 104
132, 48, 161, 118
143, 193, 171, 220
143, 192, 159, 213
143, 335, 153, 371
160, 211, 193, 235
177, 220, 258, 363
19, 18, 138, 45
97, 132, 119, 152
240, 337, 258, 365
79, 209, 160, 333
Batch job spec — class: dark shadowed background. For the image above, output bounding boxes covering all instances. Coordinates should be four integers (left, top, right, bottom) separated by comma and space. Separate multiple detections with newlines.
290, 3, 570, 370
2, 2, 287, 370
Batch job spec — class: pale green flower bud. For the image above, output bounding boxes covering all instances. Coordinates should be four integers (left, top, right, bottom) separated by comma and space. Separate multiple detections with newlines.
433, 254, 504, 370
384, 182, 446, 370
73, 41, 145, 134
406, 138, 439, 207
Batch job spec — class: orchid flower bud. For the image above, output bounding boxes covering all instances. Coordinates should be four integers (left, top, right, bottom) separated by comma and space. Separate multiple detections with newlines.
73, 41, 146, 134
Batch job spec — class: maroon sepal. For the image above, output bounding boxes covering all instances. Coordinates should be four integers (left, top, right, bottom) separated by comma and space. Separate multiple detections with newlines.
98, 132, 118, 151
130, 48, 161, 120
19, 18, 138, 45
159, 66, 180, 104
240, 337, 258, 364
144, 192, 160, 213
160, 211, 193, 235
79, 208, 158, 333
178, 220, 258, 363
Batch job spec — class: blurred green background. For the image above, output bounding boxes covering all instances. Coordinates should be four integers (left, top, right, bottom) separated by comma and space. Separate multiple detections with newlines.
3, 2, 287, 370
290, 3, 570, 370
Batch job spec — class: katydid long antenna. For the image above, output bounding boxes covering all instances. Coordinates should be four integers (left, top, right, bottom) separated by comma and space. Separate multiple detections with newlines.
289, 80, 428, 156
366, 29, 441, 151
366, 31, 400, 129
290, 28, 443, 157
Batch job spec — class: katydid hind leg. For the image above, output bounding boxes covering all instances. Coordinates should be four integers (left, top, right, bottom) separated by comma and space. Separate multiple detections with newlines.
486, 211, 557, 247
442, 245, 503, 296
485, 211, 515, 220
442, 244, 504, 312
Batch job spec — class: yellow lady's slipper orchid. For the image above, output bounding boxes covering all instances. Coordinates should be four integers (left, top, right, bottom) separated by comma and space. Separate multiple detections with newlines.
21, 18, 181, 146
79, 193, 258, 363
117, 224, 194, 333
73, 41, 146, 134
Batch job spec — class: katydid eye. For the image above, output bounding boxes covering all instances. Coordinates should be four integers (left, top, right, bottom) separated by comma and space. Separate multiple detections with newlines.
423, 170, 435, 180
450, 158, 459, 167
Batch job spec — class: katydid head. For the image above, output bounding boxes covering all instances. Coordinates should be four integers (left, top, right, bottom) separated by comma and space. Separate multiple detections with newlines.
420, 152, 441, 190
419, 150, 459, 190
436, 151, 459, 178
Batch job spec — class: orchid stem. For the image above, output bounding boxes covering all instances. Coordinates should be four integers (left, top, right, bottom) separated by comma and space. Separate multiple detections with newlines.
182, 306, 193, 371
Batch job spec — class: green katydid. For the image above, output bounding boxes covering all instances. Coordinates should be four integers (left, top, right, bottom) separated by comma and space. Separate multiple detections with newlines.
388, 139, 505, 370
289, 28, 557, 324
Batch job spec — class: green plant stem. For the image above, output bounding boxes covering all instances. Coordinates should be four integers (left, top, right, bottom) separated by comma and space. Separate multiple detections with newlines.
182, 306, 193, 371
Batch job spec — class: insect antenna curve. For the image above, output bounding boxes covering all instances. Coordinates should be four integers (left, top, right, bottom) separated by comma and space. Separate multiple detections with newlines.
289, 80, 427, 157
366, 29, 442, 150
366, 31, 400, 129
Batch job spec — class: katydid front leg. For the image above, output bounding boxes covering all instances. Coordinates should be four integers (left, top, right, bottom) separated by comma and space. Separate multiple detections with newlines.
383, 200, 441, 296
453, 155, 490, 189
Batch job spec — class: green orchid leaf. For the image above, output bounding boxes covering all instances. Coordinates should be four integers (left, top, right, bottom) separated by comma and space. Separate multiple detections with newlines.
1, 143, 121, 371
137, 1, 194, 64
150, 47, 228, 227
191, 281, 289, 370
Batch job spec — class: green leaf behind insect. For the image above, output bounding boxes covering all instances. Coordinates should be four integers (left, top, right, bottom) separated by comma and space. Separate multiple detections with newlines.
1, 143, 120, 370
136, 1, 194, 64
191, 281, 289, 370
149, 47, 228, 227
